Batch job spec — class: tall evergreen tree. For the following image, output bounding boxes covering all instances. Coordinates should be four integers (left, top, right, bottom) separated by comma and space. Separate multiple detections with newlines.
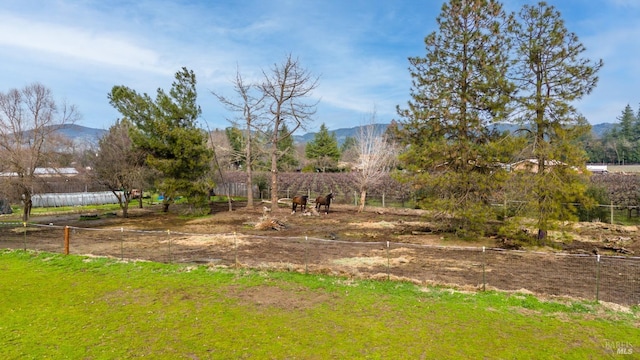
340, 136, 359, 163
511, 2, 603, 241
395, 0, 516, 236
305, 123, 341, 172
615, 104, 637, 163
108, 67, 213, 212
632, 103, 640, 162
617, 104, 636, 141
225, 126, 245, 169
580, 130, 606, 164
340, 136, 357, 153
275, 123, 299, 171
635, 104, 640, 134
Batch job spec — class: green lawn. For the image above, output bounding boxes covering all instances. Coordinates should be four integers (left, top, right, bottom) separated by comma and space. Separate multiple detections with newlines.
1, 250, 637, 359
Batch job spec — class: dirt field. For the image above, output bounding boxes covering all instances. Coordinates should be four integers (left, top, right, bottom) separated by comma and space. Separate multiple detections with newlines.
1, 201, 639, 307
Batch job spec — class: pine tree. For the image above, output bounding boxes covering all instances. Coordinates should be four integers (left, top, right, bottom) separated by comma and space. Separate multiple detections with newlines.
617, 104, 636, 141
395, 0, 516, 236
275, 123, 299, 171
635, 104, 640, 138
225, 126, 245, 169
511, 2, 603, 241
108, 67, 213, 212
305, 123, 341, 172
615, 105, 636, 163
340, 136, 358, 163
340, 136, 357, 153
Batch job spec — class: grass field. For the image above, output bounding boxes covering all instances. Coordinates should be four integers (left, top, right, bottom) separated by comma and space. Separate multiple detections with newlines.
1, 250, 638, 359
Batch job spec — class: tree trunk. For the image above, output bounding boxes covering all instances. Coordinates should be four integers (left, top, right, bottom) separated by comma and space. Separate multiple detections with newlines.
123, 192, 131, 218
245, 127, 254, 209
537, 229, 547, 244
226, 183, 233, 211
246, 167, 254, 209
22, 196, 32, 222
270, 152, 279, 212
114, 191, 130, 218
358, 188, 367, 213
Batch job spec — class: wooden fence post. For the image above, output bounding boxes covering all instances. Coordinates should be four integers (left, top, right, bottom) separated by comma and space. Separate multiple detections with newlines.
64, 226, 70, 255
610, 201, 614, 224
23, 222, 27, 251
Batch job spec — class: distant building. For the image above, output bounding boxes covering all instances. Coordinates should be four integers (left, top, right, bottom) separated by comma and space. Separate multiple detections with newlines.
0, 167, 79, 177
586, 164, 608, 174
507, 159, 568, 173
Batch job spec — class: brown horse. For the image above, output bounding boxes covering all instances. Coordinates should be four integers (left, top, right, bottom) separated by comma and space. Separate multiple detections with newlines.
315, 193, 333, 214
291, 195, 309, 214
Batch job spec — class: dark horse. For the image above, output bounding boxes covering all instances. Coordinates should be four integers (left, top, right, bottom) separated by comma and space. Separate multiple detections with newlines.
291, 195, 309, 214
315, 193, 333, 214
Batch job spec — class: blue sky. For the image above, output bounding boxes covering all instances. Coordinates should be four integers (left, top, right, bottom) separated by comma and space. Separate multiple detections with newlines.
0, 0, 638, 133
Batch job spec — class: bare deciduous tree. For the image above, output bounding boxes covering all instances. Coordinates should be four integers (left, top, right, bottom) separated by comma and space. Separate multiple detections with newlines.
0, 83, 79, 221
208, 129, 234, 169
213, 67, 266, 209
259, 54, 319, 211
353, 113, 397, 212
92, 119, 148, 218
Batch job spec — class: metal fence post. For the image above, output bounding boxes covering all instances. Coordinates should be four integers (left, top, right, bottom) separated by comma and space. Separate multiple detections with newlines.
304, 236, 308, 274
595, 254, 601, 302
610, 201, 614, 224
234, 232, 238, 269
482, 246, 486, 292
167, 229, 172, 263
120, 227, 124, 260
386, 241, 390, 280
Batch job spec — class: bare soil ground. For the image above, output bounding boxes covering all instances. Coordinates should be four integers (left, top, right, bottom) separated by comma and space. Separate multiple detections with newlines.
1, 201, 639, 306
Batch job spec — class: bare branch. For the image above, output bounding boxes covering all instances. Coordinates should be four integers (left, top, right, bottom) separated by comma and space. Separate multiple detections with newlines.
0, 83, 80, 220
353, 109, 398, 212
259, 54, 320, 211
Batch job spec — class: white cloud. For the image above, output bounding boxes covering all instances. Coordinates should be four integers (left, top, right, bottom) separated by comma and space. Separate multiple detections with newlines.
1, 1, 638, 129
608, 0, 640, 7
0, 14, 170, 74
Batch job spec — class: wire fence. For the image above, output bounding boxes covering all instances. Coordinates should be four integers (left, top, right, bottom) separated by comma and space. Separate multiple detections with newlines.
1, 221, 638, 307
214, 182, 640, 223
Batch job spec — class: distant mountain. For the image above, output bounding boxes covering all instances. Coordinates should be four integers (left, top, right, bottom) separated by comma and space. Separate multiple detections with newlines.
57, 124, 106, 146
591, 122, 615, 138
59, 122, 616, 147
294, 122, 616, 145
294, 123, 390, 145
490, 122, 615, 138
